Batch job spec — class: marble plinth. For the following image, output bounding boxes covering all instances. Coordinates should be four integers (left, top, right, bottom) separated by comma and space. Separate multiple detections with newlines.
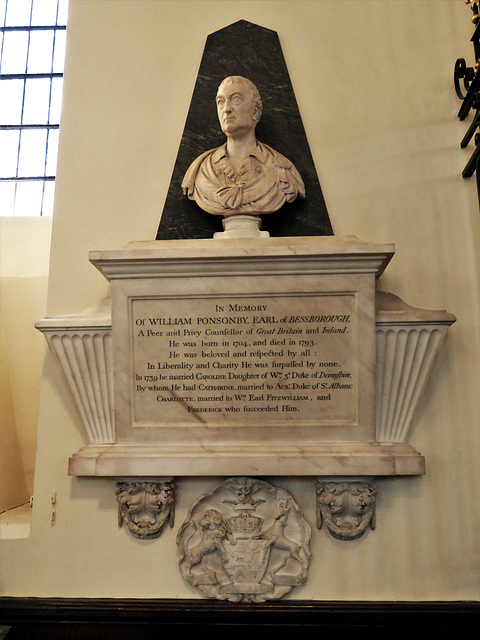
67, 442, 424, 477
94, 236, 389, 450
36, 236, 456, 478
214, 215, 270, 238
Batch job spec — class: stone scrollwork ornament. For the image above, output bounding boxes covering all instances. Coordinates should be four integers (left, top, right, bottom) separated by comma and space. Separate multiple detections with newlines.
116, 480, 175, 539
315, 481, 377, 541
177, 477, 311, 602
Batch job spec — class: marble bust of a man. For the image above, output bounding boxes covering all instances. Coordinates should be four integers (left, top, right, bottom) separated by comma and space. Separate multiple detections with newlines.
181, 76, 305, 217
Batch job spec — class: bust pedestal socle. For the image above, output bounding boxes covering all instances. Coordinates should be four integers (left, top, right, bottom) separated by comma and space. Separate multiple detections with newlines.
181, 76, 305, 238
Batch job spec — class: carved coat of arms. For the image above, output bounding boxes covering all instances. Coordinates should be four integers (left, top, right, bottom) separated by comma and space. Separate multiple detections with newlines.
177, 477, 311, 602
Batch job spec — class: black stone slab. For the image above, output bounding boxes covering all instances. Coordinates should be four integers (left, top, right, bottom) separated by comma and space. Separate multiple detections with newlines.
156, 20, 333, 240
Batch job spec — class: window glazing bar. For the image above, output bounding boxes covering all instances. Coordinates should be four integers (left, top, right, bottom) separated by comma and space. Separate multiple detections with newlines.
0, 73, 63, 79
0, 124, 60, 130
0, 176, 55, 182
1, 26, 66, 32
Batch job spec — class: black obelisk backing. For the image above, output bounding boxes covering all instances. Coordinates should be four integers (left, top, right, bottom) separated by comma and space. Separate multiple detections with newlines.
156, 20, 333, 240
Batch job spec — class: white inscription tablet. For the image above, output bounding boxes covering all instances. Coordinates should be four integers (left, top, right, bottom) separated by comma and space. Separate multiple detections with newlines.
131, 293, 356, 427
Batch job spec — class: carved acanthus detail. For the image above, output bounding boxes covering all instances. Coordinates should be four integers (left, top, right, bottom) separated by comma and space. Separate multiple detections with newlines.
116, 480, 175, 539
177, 477, 311, 602
316, 480, 377, 540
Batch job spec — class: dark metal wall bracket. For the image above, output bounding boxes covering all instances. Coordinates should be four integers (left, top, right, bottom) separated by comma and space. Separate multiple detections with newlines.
454, 1, 480, 200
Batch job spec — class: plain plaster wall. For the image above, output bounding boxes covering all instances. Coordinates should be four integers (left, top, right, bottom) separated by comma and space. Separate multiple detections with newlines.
0, 217, 52, 509
0, 318, 28, 513
0, 0, 478, 601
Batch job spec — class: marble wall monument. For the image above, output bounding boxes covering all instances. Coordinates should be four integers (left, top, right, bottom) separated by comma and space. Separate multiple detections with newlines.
156, 20, 332, 240
181, 75, 306, 237
36, 21, 456, 601
38, 235, 455, 482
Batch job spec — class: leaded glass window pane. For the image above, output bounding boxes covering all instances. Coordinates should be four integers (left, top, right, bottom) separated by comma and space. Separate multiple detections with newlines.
0, 0, 68, 217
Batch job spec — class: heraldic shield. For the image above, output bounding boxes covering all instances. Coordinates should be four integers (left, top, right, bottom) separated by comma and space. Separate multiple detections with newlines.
177, 477, 311, 602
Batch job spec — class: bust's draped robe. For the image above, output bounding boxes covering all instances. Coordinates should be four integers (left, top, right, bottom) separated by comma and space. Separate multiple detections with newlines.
182, 141, 305, 216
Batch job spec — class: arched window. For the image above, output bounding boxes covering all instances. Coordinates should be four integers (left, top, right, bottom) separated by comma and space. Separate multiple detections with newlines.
0, 0, 68, 217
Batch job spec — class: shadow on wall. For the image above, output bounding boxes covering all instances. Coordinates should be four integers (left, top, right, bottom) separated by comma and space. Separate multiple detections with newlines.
0, 218, 52, 515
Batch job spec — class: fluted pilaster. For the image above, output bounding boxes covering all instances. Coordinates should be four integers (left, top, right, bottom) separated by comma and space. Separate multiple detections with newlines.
36, 315, 114, 444
375, 291, 455, 443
